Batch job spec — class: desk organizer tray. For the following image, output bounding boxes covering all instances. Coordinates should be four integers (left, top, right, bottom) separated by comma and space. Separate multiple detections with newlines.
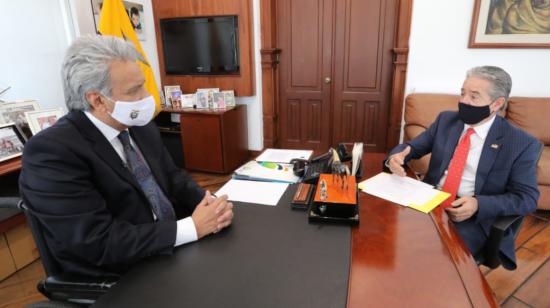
307, 174, 360, 225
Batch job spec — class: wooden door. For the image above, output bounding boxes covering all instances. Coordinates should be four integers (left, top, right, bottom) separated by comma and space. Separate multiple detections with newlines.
277, 0, 334, 151
331, 0, 397, 152
277, 0, 397, 152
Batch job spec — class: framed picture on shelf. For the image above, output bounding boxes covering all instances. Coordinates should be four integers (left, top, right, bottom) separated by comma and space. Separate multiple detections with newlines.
195, 91, 209, 109
181, 94, 196, 108
0, 123, 27, 163
196, 88, 218, 109
212, 92, 226, 109
170, 90, 183, 109
0, 100, 40, 137
163, 85, 181, 108
469, 0, 550, 48
222, 90, 236, 107
24, 108, 66, 136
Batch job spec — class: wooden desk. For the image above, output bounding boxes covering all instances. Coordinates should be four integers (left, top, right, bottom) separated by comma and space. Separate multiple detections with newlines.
347, 153, 497, 307
94, 153, 498, 307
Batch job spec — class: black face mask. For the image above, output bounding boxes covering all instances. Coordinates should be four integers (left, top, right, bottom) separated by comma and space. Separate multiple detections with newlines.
458, 102, 492, 125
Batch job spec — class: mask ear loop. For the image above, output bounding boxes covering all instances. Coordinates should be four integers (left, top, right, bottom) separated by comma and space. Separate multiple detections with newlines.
98, 94, 117, 116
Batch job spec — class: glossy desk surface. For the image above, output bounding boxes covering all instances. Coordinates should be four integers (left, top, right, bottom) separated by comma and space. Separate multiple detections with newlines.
347, 153, 497, 308
94, 153, 498, 308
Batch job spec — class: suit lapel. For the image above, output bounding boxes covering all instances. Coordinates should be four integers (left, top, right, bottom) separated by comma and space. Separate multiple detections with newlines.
66, 111, 143, 193
437, 120, 464, 182
475, 116, 503, 194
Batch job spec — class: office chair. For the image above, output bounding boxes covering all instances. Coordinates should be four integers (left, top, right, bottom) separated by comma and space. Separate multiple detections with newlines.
0, 197, 116, 307
474, 215, 524, 269
474, 141, 544, 270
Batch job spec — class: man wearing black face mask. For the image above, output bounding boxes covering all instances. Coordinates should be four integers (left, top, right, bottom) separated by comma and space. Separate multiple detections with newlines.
386, 66, 540, 270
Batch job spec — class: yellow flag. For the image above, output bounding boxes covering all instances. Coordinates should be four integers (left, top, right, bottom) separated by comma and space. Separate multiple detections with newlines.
98, 0, 161, 114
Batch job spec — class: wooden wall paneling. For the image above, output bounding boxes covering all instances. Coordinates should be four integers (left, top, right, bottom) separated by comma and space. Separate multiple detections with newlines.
260, 46, 280, 148
152, 0, 255, 96
386, 0, 413, 150
260, 0, 279, 148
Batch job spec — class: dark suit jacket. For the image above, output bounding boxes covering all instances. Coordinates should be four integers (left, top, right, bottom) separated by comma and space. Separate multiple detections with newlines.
389, 112, 540, 266
19, 111, 205, 278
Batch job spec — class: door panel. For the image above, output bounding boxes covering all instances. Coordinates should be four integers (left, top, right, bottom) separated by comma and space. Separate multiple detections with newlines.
277, 0, 396, 152
332, 0, 396, 151
277, 0, 333, 151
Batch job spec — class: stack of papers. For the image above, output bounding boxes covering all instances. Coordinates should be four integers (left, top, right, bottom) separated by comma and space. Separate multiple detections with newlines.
225, 149, 312, 206
216, 179, 288, 206
255, 148, 313, 163
233, 161, 300, 183
358, 172, 450, 213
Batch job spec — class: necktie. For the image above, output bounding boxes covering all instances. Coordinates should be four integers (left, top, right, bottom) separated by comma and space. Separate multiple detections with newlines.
118, 131, 176, 221
440, 128, 475, 208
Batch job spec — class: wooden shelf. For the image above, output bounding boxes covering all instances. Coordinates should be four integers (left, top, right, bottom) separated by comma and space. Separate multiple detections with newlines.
0, 157, 22, 176
179, 105, 248, 173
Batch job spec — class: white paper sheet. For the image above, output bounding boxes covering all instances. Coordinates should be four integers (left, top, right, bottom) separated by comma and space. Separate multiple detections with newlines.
255, 148, 313, 163
358, 172, 446, 208
215, 179, 289, 206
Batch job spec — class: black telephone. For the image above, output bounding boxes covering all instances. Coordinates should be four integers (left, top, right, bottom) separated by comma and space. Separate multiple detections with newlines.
291, 151, 333, 184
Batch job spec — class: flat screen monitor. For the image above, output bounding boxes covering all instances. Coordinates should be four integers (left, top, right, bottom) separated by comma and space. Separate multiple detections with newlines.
160, 15, 239, 75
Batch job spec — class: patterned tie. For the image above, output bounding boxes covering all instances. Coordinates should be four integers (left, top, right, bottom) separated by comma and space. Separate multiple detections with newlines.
440, 128, 475, 208
118, 131, 176, 221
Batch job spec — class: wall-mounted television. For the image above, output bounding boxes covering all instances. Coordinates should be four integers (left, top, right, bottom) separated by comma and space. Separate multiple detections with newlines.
160, 15, 239, 75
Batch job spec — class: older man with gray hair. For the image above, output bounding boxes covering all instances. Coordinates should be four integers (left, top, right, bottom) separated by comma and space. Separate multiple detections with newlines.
19, 35, 234, 278
386, 65, 540, 270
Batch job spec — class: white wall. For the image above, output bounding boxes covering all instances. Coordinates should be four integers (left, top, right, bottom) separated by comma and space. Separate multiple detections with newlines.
406, 1, 550, 98
236, 0, 263, 150
0, 0, 72, 109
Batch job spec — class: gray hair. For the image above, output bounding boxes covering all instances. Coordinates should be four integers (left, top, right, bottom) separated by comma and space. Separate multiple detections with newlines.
466, 66, 512, 110
61, 35, 141, 111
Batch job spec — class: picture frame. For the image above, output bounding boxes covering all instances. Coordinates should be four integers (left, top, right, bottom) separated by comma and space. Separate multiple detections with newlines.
0, 100, 40, 137
195, 91, 209, 109
181, 94, 196, 108
91, 0, 146, 41
24, 108, 66, 136
212, 92, 226, 109
469, 0, 550, 48
196, 88, 219, 109
222, 90, 236, 107
163, 85, 181, 108
0, 123, 27, 163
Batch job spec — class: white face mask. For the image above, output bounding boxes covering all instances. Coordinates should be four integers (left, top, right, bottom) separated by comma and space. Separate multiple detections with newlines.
106, 95, 155, 126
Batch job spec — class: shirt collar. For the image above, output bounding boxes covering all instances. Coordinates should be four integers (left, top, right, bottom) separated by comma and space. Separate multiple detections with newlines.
84, 111, 125, 143
465, 114, 496, 140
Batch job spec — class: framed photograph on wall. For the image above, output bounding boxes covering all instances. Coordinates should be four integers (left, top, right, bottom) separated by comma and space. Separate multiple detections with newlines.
469, 0, 550, 48
0, 123, 27, 163
91, 0, 146, 41
24, 108, 66, 136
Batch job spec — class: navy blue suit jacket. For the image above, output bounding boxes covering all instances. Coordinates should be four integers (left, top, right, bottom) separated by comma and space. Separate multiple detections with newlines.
19, 111, 205, 278
389, 111, 540, 266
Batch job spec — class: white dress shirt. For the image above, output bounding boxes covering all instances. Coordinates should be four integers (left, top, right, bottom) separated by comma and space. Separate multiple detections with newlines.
437, 115, 497, 197
84, 112, 197, 247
